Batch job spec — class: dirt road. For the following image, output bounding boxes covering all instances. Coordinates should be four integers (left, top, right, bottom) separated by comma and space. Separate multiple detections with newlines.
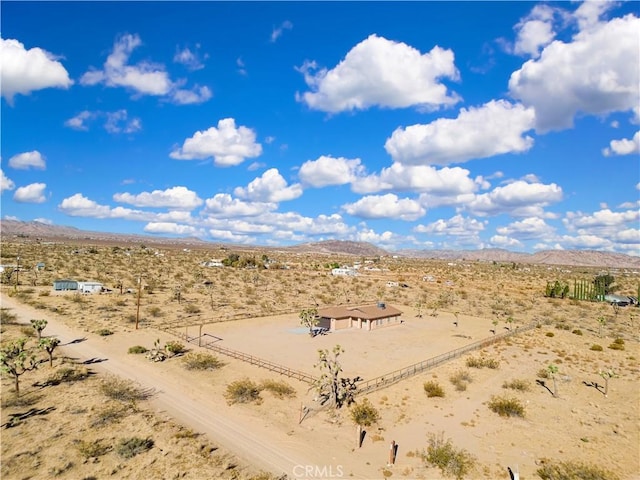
0, 293, 330, 479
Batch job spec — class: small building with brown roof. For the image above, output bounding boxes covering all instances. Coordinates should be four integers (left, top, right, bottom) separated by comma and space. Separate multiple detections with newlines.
317, 303, 403, 332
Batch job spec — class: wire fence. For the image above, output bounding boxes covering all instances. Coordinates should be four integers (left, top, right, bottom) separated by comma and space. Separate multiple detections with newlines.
355, 321, 538, 396
164, 319, 538, 395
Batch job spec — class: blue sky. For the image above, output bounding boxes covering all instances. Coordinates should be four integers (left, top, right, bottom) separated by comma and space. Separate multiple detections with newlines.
2, 1, 639, 254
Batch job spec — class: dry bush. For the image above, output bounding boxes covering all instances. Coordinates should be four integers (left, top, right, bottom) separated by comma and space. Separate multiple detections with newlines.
91, 403, 133, 427
116, 436, 154, 459
128, 345, 148, 354
182, 352, 224, 371
260, 379, 296, 398
422, 432, 476, 480
536, 459, 620, 480
0, 308, 18, 325
449, 370, 473, 392
590, 344, 604, 351
75, 439, 111, 459
465, 356, 499, 369
99, 376, 152, 402
44, 366, 90, 385
224, 378, 262, 405
487, 396, 525, 417
608, 338, 625, 351
502, 379, 530, 391
423, 380, 445, 398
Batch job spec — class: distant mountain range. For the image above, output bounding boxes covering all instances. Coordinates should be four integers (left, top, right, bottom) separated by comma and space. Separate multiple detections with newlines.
1, 219, 638, 268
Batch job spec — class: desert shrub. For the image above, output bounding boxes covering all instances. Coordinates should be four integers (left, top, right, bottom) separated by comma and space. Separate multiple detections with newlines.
45, 366, 90, 385
224, 378, 262, 405
182, 352, 224, 371
422, 432, 476, 480
350, 398, 380, 427
537, 368, 550, 379
70, 293, 86, 304
572, 329, 583, 336
465, 356, 499, 369
128, 345, 148, 354
260, 379, 296, 398
487, 396, 525, 417
39, 290, 50, 297
502, 379, 530, 391
590, 344, 604, 351
608, 338, 625, 351
0, 308, 18, 325
75, 439, 111, 458
545, 332, 555, 337
116, 437, 154, 459
184, 303, 201, 314
449, 370, 472, 391
423, 380, 445, 398
96, 328, 113, 336
147, 306, 163, 318
20, 326, 35, 337
165, 341, 186, 355
91, 403, 131, 427
536, 459, 620, 480
99, 376, 152, 402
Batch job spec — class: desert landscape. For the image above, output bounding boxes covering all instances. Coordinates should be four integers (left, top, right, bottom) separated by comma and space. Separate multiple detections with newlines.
1, 227, 639, 480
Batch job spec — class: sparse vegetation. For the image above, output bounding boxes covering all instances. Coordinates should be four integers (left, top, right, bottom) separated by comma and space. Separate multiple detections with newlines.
182, 352, 224, 370
608, 338, 625, 351
465, 356, 499, 369
116, 436, 154, 459
536, 459, 620, 480
96, 328, 113, 336
449, 370, 472, 392
487, 395, 525, 417
502, 379, 530, 391
423, 380, 445, 397
422, 432, 476, 480
260, 379, 296, 398
128, 345, 148, 354
590, 344, 604, 351
224, 378, 262, 405
99, 376, 152, 402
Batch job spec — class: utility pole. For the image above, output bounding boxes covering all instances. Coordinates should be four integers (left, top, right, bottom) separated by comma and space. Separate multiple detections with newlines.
15, 256, 20, 290
135, 277, 142, 330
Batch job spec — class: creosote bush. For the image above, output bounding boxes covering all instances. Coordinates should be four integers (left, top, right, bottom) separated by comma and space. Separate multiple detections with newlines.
182, 352, 224, 371
502, 379, 530, 391
225, 378, 262, 405
572, 329, 583, 336
608, 338, 625, 351
423, 380, 445, 398
99, 375, 152, 402
536, 459, 620, 480
75, 439, 111, 459
465, 356, 499, 369
165, 341, 186, 356
116, 437, 154, 459
128, 345, 148, 354
449, 370, 473, 392
96, 328, 113, 336
422, 432, 476, 480
487, 395, 525, 417
590, 344, 604, 351
260, 379, 296, 398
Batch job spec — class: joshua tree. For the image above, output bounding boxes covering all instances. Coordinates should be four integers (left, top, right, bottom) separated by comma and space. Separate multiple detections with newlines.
38, 337, 61, 367
0, 338, 38, 393
453, 311, 460, 328
350, 398, 380, 448
312, 345, 359, 408
299, 307, 319, 337
547, 364, 559, 397
599, 369, 617, 397
597, 316, 607, 338
30, 319, 48, 340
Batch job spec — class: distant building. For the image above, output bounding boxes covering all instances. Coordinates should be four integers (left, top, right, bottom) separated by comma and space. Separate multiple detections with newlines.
78, 281, 103, 294
201, 260, 224, 267
317, 303, 403, 332
331, 267, 357, 276
53, 279, 78, 291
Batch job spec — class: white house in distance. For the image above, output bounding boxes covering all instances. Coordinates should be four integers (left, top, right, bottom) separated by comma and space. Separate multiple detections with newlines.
317, 303, 403, 332
78, 281, 103, 294
201, 259, 224, 267
331, 267, 357, 276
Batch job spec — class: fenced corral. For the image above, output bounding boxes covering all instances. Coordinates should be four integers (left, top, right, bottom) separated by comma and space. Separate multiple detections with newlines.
355, 321, 539, 396
163, 315, 538, 397
170, 330, 318, 385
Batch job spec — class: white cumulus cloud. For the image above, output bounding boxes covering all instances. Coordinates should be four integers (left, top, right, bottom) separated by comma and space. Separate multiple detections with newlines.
509, 14, 640, 132
296, 34, 460, 113
113, 186, 203, 209
298, 155, 365, 188
170, 118, 262, 166
8, 151, 46, 170
1, 170, 16, 192
234, 168, 302, 203
203, 193, 276, 217
495, 217, 555, 240
385, 100, 535, 166
342, 193, 425, 221
13, 183, 47, 203
143, 222, 202, 236
0, 38, 73, 104
602, 131, 640, 156
464, 180, 563, 217
414, 214, 486, 236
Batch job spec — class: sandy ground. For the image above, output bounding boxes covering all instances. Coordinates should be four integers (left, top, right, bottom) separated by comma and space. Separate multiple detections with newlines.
2, 290, 639, 480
